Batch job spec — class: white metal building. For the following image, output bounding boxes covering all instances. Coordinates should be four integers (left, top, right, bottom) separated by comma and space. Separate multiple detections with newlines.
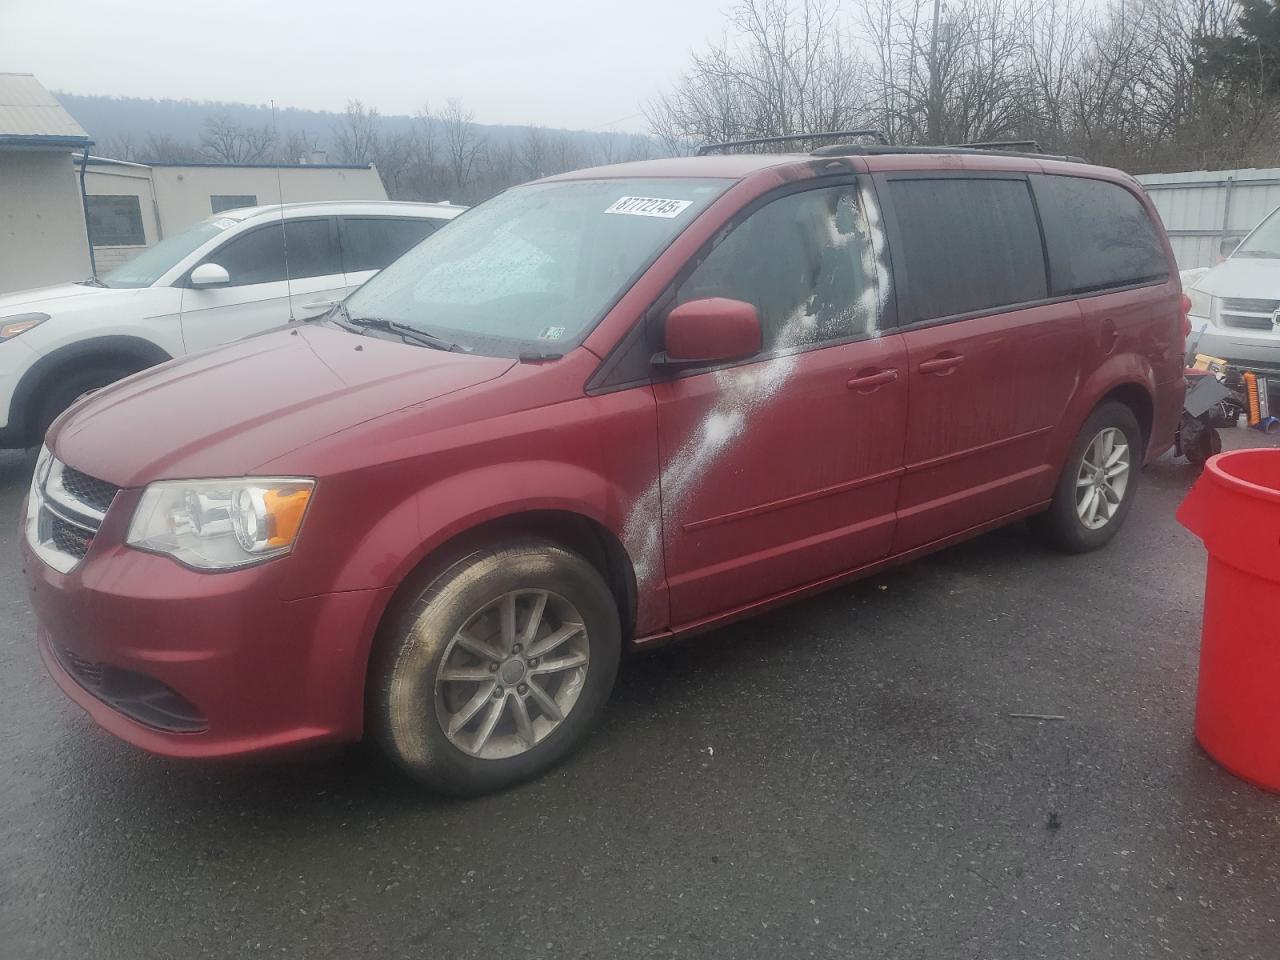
0, 73, 94, 294
1137, 168, 1280, 270
83, 158, 388, 271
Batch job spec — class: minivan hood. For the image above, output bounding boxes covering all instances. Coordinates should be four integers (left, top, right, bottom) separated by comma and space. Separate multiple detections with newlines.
1193, 258, 1280, 301
51, 324, 515, 487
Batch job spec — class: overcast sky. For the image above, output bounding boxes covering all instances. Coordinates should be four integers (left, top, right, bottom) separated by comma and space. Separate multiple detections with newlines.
0, 0, 732, 131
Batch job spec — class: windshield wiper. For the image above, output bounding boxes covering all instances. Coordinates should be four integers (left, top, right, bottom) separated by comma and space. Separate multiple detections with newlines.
1235, 251, 1280, 259
77, 276, 107, 287
336, 306, 461, 352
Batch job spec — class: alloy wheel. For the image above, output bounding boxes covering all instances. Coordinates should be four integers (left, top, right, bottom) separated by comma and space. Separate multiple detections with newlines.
434, 589, 590, 760
1075, 426, 1130, 530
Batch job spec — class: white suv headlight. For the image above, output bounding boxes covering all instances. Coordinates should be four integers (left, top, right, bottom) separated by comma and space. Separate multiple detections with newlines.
1186, 287, 1216, 322
126, 478, 315, 570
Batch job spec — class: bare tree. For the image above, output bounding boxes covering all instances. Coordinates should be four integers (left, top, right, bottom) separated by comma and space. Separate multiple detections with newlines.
646, 0, 868, 151
138, 133, 203, 163
438, 98, 487, 198
200, 113, 277, 163
100, 133, 138, 162
331, 100, 382, 165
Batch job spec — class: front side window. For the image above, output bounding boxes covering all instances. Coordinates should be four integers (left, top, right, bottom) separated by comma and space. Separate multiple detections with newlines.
674, 184, 882, 351
100, 217, 235, 289
1037, 175, 1169, 293
201, 219, 339, 286
211, 194, 257, 214
340, 217, 439, 273
888, 177, 1048, 323
87, 195, 145, 246
344, 178, 731, 356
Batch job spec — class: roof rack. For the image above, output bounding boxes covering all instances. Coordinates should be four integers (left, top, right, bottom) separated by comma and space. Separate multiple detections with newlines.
811, 143, 1086, 163
697, 129, 889, 156
948, 139, 1044, 152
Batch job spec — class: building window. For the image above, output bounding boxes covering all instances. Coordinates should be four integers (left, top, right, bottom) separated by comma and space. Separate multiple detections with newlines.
86, 195, 146, 246
211, 194, 257, 214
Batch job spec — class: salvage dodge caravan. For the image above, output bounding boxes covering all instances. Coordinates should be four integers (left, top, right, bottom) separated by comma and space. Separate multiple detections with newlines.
23, 145, 1186, 794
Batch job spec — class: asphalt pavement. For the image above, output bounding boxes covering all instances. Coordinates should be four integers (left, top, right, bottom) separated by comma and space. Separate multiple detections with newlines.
3, 432, 1279, 960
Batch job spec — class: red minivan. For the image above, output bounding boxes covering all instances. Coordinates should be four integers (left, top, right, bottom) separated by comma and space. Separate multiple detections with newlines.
22, 143, 1185, 794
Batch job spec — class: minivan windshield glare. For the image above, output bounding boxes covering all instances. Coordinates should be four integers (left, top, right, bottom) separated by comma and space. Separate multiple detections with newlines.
343, 178, 732, 354
100, 217, 237, 288
1235, 207, 1280, 259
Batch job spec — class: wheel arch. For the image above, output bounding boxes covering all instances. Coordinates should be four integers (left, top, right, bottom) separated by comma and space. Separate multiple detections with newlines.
1099, 381, 1154, 452
378, 508, 639, 647
9, 336, 171, 446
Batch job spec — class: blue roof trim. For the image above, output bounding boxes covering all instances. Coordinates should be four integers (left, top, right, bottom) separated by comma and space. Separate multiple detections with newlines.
0, 133, 93, 147
145, 161, 373, 170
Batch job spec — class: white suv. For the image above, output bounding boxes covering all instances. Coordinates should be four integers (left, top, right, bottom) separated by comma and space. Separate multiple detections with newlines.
0, 200, 462, 448
1187, 203, 1280, 368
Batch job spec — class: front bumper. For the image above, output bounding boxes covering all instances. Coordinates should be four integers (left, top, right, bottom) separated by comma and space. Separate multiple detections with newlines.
23, 526, 393, 759
1191, 327, 1280, 373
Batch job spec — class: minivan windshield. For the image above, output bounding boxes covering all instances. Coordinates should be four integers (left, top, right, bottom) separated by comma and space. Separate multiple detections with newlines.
100, 217, 237, 288
343, 177, 732, 355
1235, 206, 1280, 259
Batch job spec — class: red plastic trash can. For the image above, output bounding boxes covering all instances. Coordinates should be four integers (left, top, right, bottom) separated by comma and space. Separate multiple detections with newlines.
1178, 449, 1280, 792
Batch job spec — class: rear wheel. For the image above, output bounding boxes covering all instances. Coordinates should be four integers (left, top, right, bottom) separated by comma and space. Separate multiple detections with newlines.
1031, 401, 1142, 553
372, 538, 621, 796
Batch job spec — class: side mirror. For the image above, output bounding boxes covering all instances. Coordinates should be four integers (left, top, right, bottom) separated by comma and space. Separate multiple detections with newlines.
1219, 236, 1242, 260
189, 262, 231, 288
655, 297, 762, 370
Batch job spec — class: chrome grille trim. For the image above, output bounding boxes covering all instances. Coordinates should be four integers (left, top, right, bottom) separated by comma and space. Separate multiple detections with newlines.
1222, 297, 1280, 314
25, 449, 112, 573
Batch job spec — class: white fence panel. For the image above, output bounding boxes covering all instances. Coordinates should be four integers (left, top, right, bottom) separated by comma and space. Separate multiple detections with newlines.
1136, 168, 1280, 270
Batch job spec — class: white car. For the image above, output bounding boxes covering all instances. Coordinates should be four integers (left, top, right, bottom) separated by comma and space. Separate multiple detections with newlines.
1186, 205, 1280, 366
0, 200, 463, 448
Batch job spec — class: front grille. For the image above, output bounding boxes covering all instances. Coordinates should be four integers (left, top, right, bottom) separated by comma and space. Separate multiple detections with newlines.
1223, 298, 1280, 314
1220, 312, 1274, 331
49, 512, 93, 559
54, 646, 208, 733
26, 454, 114, 573
58, 466, 119, 514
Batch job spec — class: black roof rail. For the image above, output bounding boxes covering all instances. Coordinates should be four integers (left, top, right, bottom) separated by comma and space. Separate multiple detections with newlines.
810, 143, 1087, 163
696, 129, 889, 156
947, 139, 1044, 152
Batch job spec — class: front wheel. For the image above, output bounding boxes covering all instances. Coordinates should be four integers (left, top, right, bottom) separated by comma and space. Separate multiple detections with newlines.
372, 539, 621, 796
1031, 401, 1142, 553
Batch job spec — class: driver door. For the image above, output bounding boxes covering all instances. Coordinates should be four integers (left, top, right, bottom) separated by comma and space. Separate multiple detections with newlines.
179, 218, 343, 351
653, 181, 908, 626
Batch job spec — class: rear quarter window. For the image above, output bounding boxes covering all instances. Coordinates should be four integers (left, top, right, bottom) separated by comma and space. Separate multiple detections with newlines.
1035, 175, 1169, 294
886, 177, 1048, 324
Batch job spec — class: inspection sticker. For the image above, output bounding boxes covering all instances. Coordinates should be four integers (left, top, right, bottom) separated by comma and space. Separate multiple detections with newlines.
605, 196, 693, 218
537, 326, 566, 340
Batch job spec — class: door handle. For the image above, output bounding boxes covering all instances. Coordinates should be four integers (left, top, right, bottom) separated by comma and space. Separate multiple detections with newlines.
846, 368, 899, 391
918, 353, 965, 375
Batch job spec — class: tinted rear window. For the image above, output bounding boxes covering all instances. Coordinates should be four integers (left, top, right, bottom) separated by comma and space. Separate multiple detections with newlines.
1036, 176, 1168, 294
340, 217, 439, 273
887, 177, 1047, 323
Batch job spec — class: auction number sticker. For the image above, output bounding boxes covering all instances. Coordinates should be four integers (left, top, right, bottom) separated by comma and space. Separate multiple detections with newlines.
605, 196, 693, 218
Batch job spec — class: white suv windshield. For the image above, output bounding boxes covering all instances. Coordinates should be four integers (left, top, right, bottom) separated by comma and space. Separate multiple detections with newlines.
100, 217, 237, 288
343, 178, 731, 355
1236, 207, 1280, 259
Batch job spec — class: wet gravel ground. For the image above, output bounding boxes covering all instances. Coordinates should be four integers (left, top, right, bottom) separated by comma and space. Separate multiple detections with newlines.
2, 431, 1279, 959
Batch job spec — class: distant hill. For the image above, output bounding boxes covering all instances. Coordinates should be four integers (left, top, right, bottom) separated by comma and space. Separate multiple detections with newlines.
54, 92, 651, 161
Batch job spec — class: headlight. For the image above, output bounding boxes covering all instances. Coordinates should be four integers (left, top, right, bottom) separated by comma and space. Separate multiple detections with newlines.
1, 312, 49, 340
126, 478, 315, 570
1186, 288, 1216, 321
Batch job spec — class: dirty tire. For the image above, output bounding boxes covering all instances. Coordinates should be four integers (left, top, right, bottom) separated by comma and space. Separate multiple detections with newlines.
30, 365, 138, 448
1031, 401, 1142, 554
372, 539, 621, 796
